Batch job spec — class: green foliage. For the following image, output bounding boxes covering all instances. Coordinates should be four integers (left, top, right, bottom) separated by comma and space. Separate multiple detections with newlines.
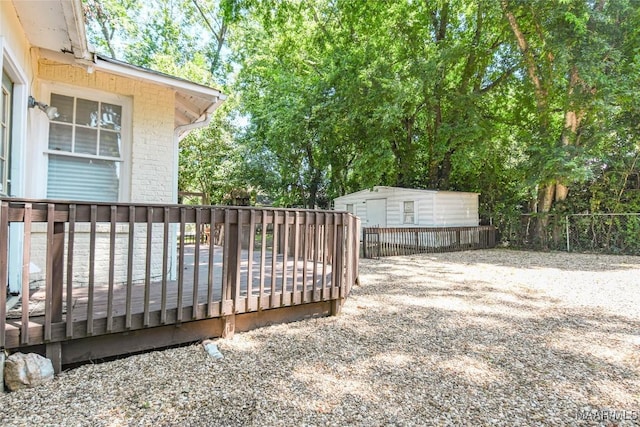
84, 0, 640, 225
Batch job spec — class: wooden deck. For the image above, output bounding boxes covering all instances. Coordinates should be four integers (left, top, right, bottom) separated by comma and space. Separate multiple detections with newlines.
0, 200, 360, 369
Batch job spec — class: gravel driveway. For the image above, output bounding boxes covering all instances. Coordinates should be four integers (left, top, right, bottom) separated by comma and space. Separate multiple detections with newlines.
1, 249, 639, 426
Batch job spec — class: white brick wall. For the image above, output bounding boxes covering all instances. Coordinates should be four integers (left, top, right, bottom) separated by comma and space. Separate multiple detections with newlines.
26, 59, 178, 287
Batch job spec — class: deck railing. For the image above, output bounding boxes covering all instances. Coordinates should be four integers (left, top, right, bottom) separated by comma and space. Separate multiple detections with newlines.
362, 226, 496, 258
0, 199, 359, 369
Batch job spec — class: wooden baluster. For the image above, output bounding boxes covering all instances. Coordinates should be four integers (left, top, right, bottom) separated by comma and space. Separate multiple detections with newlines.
281, 211, 289, 306
161, 207, 169, 324
292, 211, 300, 304
106, 205, 116, 332
177, 207, 186, 323
0, 202, 8, 350
235, 211, 242, 310
206, 208, 216, 317
312, 212, 320, 299
144, 207, 153, 326
87, 205, 97, 335
192, 208, 201, 320
258, 211, 267, 310
302, 212, 309, 303
125, 206, 135, 329
21, 204, 32, 344
247, 209, 256, 312
321, 214, 329, 301
270, 212, 279, 308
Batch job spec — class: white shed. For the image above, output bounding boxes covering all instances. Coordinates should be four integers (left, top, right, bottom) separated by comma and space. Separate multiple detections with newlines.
333, 186, 479, 228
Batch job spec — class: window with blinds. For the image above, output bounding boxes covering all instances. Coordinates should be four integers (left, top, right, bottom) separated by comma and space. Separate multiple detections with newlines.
46, 93, 123, 202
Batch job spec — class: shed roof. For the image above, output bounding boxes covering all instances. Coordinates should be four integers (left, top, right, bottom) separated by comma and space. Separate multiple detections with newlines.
334, 186, 479, 201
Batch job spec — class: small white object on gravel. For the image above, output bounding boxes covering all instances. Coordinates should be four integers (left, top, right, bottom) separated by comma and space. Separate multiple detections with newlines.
202, 340, 224, 360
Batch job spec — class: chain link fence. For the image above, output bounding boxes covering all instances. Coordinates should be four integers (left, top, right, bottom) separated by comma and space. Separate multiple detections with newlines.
501, 213, 640, 255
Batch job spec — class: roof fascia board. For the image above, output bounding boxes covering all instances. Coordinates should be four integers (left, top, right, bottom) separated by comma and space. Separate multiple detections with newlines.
94, 57, 226, 100
38, 49, 226, 101
62, 0, 92, 60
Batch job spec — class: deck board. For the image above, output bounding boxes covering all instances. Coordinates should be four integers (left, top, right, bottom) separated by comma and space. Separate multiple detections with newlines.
11, 244, 332, 325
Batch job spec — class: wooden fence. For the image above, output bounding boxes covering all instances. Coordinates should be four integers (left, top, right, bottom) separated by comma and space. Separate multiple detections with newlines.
362, 226, 496, 258
0, 199, 360, 370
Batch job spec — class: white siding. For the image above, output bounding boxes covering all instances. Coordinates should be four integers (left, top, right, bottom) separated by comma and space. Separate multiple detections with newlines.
433, 192, 479, 226
334, 186, 479, 228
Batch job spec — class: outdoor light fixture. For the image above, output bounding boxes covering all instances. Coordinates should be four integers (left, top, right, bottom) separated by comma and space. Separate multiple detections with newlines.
27, 96, 59, 120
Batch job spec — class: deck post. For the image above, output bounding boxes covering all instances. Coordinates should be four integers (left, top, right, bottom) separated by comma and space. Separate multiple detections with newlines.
222, 314, 235, 339
0, 351, 4, 392
330, 298, 344, 316
46, 342, 62, 374
47, 221, 64, 373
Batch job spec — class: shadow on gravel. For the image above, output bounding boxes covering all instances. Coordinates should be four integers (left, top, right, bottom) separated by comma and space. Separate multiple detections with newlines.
232, 251, 640, 425
426, 248, 640, 272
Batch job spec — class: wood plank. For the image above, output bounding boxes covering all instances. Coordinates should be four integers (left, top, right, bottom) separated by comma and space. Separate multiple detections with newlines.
270, 212, 279, 308
65, 205, 76, 339
126, 206, 135, 329
302, 212, 309, 303
177, 207, 186, 324
161, 207, 169, 324
21, 204, 32, 345
281, 211, 289, 306
258, 211, 267, 310
44, 204, 54, 341
107, 205, 116, 332
144, 207, 153, 326
222, 209, 231, 303
234, 212, 242, 311
292, 212, 300, 298
246, 210, 256, 313
312, 213, 320, 299
207, 208, 216, 318
87, 205, 97, 335
0, 208, 11, 324
192, 208, 201, 320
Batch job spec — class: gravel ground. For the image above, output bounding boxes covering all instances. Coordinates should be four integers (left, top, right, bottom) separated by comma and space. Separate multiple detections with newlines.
1, 249, 639, 426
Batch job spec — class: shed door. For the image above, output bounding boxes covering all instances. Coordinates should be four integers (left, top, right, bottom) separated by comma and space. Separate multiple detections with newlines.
366, 198, 387, 227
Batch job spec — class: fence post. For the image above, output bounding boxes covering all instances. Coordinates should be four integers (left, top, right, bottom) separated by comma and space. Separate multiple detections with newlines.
362, 228, 367, 259
565, 215, 570, 252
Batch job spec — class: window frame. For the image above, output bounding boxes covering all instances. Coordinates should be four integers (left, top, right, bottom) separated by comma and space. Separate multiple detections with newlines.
346, 203, 355, 214
1, 70, 12, 196
40, 82, 132, 202
403, 200, 415, 225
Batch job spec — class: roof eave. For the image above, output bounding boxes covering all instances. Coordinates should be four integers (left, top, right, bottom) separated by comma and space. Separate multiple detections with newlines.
94, 56, 226, 101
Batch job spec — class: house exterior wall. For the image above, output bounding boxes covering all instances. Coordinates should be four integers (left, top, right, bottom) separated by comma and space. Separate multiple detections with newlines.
34, 57, 176, 203
0, 2, 34, 83
334, 187, 479, 228
2, 2, 38, 292
25, 58, 178, 287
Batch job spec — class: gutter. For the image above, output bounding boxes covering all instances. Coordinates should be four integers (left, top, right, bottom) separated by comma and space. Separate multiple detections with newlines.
174, 96, 225, 142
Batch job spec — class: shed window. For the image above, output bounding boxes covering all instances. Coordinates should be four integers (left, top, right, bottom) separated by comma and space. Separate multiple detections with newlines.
46, 93, 124, 202
346, 203, 355, 214
403, 201, 415, 224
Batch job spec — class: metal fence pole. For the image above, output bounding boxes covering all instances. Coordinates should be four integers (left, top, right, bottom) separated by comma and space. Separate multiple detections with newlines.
566, 215, 570, 252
